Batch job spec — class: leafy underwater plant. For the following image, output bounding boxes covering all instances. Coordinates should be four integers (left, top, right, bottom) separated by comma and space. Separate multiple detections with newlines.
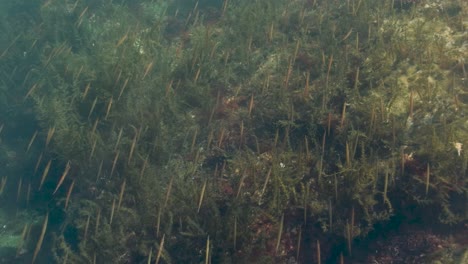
0, 0, 466, 263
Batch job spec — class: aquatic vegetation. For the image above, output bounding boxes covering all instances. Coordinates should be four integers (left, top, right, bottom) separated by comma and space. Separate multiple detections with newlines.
0, 0, 466, 263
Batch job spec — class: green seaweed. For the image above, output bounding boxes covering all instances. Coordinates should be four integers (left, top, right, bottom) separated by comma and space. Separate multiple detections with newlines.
0, 0, 466, 263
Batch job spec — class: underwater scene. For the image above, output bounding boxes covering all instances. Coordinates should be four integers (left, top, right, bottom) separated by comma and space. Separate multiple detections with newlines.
0, 0, 466, 263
